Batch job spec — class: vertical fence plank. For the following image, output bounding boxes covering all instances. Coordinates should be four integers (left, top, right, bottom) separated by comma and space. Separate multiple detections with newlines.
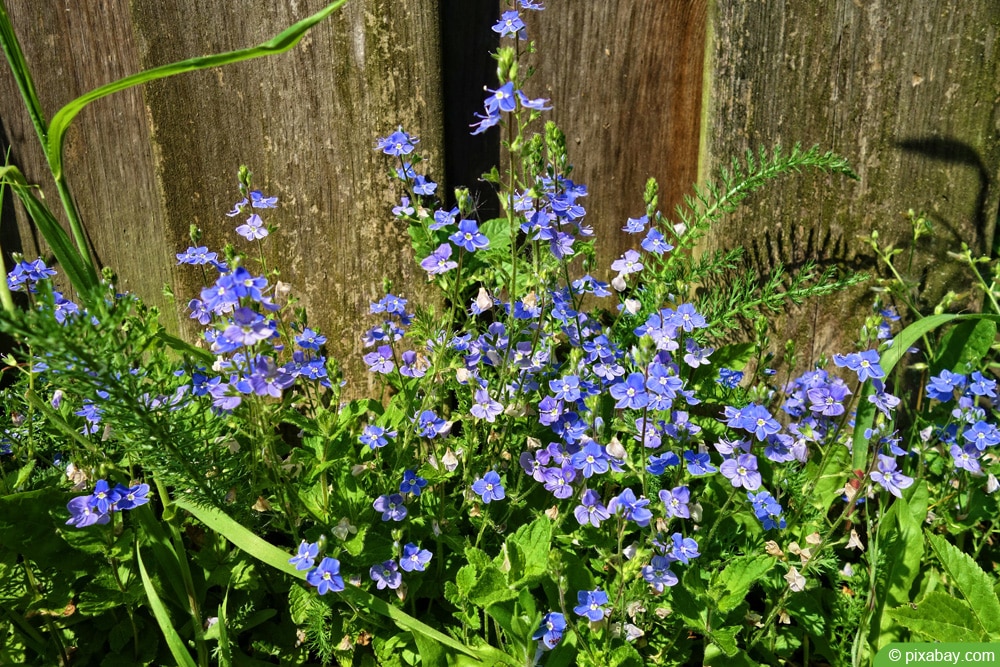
0, 0, 174, 302
523, 1, 707, 274
0, 0, 444, 388
700, 1, 1000, 359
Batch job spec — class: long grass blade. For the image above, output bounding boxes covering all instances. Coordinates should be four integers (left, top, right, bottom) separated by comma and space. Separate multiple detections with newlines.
175, 497, 518, 666
46, 0, 349, 181
136, 547, 200, 667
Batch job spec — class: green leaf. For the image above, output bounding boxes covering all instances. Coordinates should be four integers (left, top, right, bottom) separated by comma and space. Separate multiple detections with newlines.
873, 481, 928, 649
925, 532, 1000, 637
0, 489, 96, 572
479, 217, 512, 255
174, 497, 512, 664
215, 587, 233, 667
136, 548, 198, 667
851, 314, 1000, 470
885, 591, 984, 642
467, 565, 517, 607
455, 565, 477, 599
933, 318, 997, 374
707, 342, 755, 371
709, 555, 776, 614
668, 577, 708, 631
607, 643, 645, 666
708, 626, 741, 657
505, 516, 552, 587
1, 169, 100, 296
154, 330, 215, 365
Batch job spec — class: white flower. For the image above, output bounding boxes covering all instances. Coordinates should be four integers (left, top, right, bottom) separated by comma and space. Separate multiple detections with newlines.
784, 566, 806, 592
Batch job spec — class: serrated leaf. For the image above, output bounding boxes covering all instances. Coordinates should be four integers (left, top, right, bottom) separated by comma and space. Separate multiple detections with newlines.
885, 591, 984, 642
926, 532, 1000, 636
467, 565, 517, 607
708, 626, 741, 657
668, 578, 707, 631
607, 643, 645, 666
479, 217, 512, 254
455, 565, 477, 598
465, 546, 492, 572
709, 555, 776, 613
506, 516, 552, 587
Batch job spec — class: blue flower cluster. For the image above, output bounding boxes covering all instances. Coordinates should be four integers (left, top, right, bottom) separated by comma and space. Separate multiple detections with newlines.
65, 479, 150, 528
289, 538, 431, 595
176, 186, 333, 413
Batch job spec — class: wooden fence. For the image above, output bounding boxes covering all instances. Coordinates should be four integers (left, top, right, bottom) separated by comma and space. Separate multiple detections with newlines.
1, 0, 997, 384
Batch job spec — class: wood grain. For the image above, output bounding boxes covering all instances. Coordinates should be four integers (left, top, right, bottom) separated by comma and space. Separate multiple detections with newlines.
701, 0, 1000, 361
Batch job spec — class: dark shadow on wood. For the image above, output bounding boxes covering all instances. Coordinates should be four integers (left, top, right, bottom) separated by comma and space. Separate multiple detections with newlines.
895, 137, 992, 256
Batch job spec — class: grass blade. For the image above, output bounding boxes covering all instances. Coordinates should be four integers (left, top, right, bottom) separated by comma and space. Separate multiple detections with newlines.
46, 0, 349, 181
174, 497, 517, 665
136, 547, 199, 667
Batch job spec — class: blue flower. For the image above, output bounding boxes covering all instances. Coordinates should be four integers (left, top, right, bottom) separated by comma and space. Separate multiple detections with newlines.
413, 174, 437, 195
870, 455, 913, 498
610, 249, 643, 276
610, 372, 649, 410
720, 453, 762, 491
647, 451, 681, 475
370, 560, 402, 590
472, 471, 506, 504
608, 488, 652, 527
289, 541, 319, 571
951, 444, 982, 473
89, 479, 121, 515
717, 367, 744, 388
363, 345, 395, 374
622, 215, 648, 234
295, 328, 327, 350
376, 128, 418, 156
532, 612, 565, 650
485, 82, 517, 114
925, 369, 967, 402
399, 469, 427, 496
114, 483, 150, 510
236, 213, 268, 241
665, 533, 700, 564
963, 421, 1000, 450
641, 227, 674, 254
659, 486, 690, 519
373, 493, 408, 521
415, 410, 448, 438
573, 489, 610, 527
571, 441, 610, 478
449, 219, 490, 252
400, 543, 433, 572
66, 495, 110, 528
306, 557, 344, 595
683, 450, 716, 476
834, 350, 885, 382
176, 246, 219, 265
968, 371, 997, 398
641, 555, 678, 592
470, 388, 503, 422
573, 589, 609, 622
360, 425, 395, 449
493, 10, 527, 39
